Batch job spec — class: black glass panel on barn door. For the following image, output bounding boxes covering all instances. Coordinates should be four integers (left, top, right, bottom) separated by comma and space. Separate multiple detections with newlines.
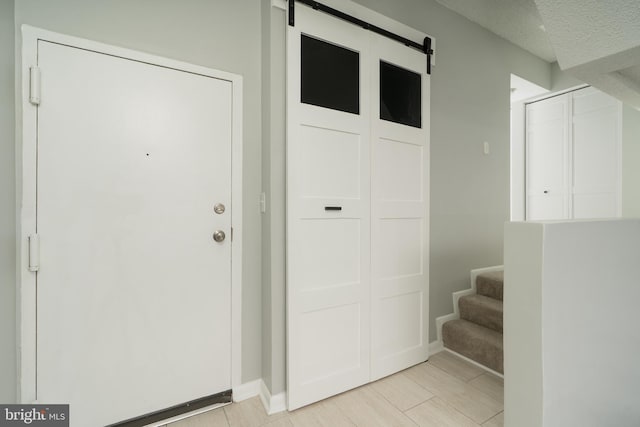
301, 34, 360, 114
380, 61, 421, 128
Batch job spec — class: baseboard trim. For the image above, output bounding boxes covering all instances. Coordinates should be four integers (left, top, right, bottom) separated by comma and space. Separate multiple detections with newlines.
259, 380, 288, 415
232, 379, 261, 402
231, 379, 288, 414
435, 312, 458, 343
443, 348, 504, 378
428, 340, 444, 356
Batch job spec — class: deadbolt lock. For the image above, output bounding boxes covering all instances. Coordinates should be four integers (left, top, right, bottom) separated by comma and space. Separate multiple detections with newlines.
214, 203, 226, 214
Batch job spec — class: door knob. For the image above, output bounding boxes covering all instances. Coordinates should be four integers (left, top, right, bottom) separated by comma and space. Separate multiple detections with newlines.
213, 230, 226, 242
214, 203, 225, 214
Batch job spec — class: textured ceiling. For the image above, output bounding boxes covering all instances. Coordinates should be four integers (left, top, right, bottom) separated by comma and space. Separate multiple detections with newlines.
535, 0, 640, 109
434, 0, 556, 62
435, 0, 640, 109
534, 0, 640, 70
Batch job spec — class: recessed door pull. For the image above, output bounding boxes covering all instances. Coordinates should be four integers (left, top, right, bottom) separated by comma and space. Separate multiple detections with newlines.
325, 206, 342, 211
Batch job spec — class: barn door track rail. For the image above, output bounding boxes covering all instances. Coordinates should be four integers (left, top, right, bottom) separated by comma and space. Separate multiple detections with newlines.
288, 0, 434, 74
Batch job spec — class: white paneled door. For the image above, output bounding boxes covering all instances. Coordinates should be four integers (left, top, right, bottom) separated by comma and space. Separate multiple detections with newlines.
31, 39, 234, 426
525, 87, 621, 220
287, 4, 430, 410
286, 6, 372, 410
526, 94, 570, 220
370, 34, 429, 381
571, 87, 621, 218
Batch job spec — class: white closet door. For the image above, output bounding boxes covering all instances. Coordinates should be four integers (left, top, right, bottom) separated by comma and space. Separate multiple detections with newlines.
571, 87, 621, 218
286, 5, 371, 410
370, 36, 429, 380
35, 40, 233, 426
526, 94, 570, 220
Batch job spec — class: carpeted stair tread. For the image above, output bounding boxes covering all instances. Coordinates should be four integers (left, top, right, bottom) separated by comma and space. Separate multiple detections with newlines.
476, 270, 503, 301
459, 294, 503, 333
442, 319, 503, 374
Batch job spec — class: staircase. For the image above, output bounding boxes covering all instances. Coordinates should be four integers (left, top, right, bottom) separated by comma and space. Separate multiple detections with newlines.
441, 269, 504, 374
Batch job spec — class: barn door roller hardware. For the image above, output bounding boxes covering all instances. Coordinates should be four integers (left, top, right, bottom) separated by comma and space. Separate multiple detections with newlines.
288, 0, 434, 74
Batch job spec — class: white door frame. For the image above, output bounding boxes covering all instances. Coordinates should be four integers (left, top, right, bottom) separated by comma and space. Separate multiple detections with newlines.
17, 25, 243, 403
510, 84, 587, 221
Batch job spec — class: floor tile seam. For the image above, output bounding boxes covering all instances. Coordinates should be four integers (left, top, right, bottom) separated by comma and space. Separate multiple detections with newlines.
454, 386, 504, 412
461, 368, 488, 383
466, 378, 503, 401
369, 374, 435, 413
477, 409, 503, 426
422, 364, 504, 417
480, 410, 504, 426
428, 361, 485, 384
431, 388, 501, 423
332, 400, 359, 427
325, 393, 363, 427
447, 400, 485, 427
222, 405, 234, 427
259, 416, 294, 427
428, 359, 485, 384
221, 403, 233, 427
400, 393, 437, 412
341, 385, 419, 427
401, 364, 449, 398
394, 369, 440, 402
407, 396, 482, 427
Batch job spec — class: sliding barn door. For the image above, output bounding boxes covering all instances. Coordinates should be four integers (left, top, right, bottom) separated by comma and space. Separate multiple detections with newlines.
287, 3, 430, 410
370, 34, 429, 381
286, 6, 372, 410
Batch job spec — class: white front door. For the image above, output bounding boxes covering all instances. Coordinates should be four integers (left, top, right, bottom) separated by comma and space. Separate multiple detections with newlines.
33, 39, 233, 426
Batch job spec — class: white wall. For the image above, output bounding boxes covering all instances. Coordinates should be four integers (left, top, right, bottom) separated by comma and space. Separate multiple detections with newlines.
260, 1, 287, 395
503, 222, 543, 427
0, 0, 16, 404
505, 219, 640, 427
622, 104, 640, 217
12, 0, 263, 384
510, 101, 526, 221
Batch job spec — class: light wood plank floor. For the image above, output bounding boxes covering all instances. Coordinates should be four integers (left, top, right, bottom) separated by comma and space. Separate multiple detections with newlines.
163, 351, 503, 427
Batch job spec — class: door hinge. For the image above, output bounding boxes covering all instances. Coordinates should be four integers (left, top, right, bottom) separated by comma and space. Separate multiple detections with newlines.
29, 66, 41, 105
231, 227, 234, 242
28, 234, 40, 272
